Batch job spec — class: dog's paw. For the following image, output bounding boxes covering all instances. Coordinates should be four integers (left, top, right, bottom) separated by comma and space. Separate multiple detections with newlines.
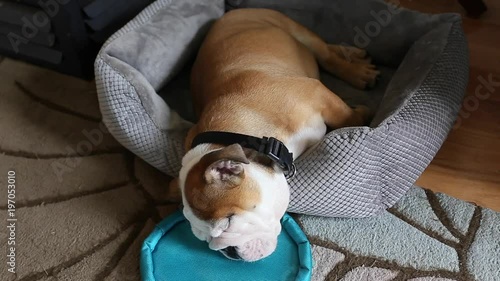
348, 63, 380, 90
328, 45, 370, 63
325, 44, 380, 90
353, 105, 373, 125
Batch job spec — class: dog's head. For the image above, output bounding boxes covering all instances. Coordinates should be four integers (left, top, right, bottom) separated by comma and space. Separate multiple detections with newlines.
178, 143, 290, 262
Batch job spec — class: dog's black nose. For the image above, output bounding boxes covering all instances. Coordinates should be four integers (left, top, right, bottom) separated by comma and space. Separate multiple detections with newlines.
220, 246, 242, 260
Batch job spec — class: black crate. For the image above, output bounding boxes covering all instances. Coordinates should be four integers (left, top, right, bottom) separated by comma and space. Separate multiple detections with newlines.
0, 0, 154, 79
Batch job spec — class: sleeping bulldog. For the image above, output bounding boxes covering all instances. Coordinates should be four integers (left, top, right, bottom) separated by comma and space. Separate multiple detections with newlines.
174, 8, 378, 262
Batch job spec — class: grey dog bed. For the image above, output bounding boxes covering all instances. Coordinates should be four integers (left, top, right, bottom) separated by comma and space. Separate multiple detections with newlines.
95, 0, 468, 217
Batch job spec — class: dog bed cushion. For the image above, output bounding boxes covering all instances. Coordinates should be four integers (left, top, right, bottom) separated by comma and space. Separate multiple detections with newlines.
95, 0, 468, 217
140, 210, 312, 281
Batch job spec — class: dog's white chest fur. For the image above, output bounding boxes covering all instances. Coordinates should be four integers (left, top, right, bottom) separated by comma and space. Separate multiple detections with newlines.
286, 114, 326, 159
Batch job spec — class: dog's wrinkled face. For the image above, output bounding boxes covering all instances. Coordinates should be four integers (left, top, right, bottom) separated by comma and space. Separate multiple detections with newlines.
179, 144, 290, 262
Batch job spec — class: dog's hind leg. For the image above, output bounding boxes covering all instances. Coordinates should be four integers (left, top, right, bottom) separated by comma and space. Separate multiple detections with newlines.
267, 10, 380, 89
294, 34, 380, 90
311, 82, 372, 128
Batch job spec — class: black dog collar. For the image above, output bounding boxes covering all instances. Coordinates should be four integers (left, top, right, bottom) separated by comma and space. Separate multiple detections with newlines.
192, 131, 296, 179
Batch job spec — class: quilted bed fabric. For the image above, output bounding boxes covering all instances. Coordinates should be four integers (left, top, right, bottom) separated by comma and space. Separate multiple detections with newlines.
95, 0, 468, 217
287, 22, 469, 217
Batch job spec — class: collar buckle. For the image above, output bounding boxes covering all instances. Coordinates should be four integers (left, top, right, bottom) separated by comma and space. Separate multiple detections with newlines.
259, 137, 296, 179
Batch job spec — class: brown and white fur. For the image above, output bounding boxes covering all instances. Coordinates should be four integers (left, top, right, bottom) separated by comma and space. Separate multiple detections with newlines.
175, 8, 378, 262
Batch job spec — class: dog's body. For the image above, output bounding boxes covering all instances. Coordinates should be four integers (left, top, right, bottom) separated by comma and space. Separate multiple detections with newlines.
177, 8, 378, 261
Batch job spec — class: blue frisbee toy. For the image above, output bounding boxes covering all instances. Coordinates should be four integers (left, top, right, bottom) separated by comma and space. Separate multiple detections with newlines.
141, 210, 312, 281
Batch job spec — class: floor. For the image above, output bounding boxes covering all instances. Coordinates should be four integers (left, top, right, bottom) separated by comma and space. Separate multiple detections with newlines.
398, 0, 500, 211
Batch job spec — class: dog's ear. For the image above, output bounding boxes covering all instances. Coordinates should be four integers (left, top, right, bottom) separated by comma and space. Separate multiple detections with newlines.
203, 144, 250, 187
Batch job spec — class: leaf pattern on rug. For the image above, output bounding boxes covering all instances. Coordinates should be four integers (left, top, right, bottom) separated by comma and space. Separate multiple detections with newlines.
339, 267, 398, 281
311, 245, 345, 281
408, 277, 455, 281
296, 186, 493, 281
0, 60, 180, 281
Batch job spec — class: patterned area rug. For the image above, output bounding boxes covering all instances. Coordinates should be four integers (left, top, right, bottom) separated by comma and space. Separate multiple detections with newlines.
0, 59, 499, 281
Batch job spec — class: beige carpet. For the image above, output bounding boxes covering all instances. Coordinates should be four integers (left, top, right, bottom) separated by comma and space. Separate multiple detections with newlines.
1, 58, 499, 281
0, 58, 180, 281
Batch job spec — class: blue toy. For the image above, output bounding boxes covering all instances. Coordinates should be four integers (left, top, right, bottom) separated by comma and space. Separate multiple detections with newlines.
141, 210, 312, 281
